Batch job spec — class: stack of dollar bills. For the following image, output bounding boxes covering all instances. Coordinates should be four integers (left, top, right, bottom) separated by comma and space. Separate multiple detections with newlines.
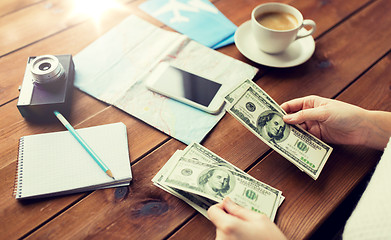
152, 142, 284, 221
224, 79, 333, 180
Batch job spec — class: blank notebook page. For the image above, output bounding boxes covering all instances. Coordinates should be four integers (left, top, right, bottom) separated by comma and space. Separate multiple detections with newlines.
15, 122, 132, 199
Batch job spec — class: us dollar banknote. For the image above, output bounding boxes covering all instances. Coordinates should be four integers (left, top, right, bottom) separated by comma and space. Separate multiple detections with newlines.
161, 157, 281, 220
152, 150, 215, 218
224, 80, 333, 180
153, 143, 283, 221
225, 79, 282, 113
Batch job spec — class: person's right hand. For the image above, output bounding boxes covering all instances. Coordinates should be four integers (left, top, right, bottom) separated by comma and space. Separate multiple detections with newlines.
208, 197, 287, 240
281, 95, 370, 147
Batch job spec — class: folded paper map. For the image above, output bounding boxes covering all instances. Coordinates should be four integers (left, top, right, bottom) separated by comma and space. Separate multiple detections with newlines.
74, 15, 257, 144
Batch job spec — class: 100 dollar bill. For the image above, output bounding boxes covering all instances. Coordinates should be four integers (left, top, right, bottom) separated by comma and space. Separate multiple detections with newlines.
152, 150, 215, 218
153, 143, 283, 220
225, 80, 333, 180
161, 156, 281, 220
225, 79, 284, 115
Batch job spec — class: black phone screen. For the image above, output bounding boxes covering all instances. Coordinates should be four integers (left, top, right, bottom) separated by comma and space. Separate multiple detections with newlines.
153, 66, 222, 107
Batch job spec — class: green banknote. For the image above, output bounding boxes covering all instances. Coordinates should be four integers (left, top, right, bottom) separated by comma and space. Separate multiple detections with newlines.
152, 150, 214, 218
152, 143, 283, 221
161, 156, 281, 220
225, 79, 285, 114
225, 80, 332, 180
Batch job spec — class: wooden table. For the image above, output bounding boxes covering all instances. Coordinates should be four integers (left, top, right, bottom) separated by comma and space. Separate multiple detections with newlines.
1, 0, 390, 239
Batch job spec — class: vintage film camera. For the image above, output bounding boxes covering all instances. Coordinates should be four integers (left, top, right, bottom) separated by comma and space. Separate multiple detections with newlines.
17, 55, 75, 122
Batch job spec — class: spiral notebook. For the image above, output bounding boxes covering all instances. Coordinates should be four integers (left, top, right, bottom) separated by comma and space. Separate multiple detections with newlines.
14, 122, 132, 200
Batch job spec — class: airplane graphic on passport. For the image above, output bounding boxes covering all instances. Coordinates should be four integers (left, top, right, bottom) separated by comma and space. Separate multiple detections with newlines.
140, 0, 236, 48
153, 0, 218, 23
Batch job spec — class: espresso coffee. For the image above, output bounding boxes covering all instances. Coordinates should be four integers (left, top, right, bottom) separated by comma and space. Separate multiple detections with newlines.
256, 12, 298, 31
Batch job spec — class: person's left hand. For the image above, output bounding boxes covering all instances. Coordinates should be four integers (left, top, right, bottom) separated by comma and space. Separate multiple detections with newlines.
208, 197, 287, 240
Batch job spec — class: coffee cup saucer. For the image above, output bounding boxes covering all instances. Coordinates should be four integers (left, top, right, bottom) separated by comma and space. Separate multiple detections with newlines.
234, 21, 315, 68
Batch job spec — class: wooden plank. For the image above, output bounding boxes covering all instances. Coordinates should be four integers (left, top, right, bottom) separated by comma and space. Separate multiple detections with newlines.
216, 0, 371, 39
0, 0, 371, 105
217, 0, 372, 59
167, 0, 391, 238
16, 0, 385, 238
0, 90, 109, 168
0, 0, 141, 57
0, 1, 192, 238
169, 146, 381, 240
263, 53, 391, 237
0, 104, 168, 239
0, 161, 88, 239
0, 0, 386, 239
0, 0, 43, 17
19, 110, 274, 239
0, 0, 81, 56
0, 6, 129, 105
259, 0, 390, 104
252, 146, 381, 239
0, 0, 163, 106
168, 47, 391, 240
0, 0, 168, 57
25, 140, 195, 239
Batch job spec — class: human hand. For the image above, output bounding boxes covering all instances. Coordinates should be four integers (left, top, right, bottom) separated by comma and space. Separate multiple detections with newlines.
207, 197, 287, 240
280, 95, 370, 147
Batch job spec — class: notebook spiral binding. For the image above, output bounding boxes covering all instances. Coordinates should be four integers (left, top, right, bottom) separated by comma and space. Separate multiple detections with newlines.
13, 137, 24, 198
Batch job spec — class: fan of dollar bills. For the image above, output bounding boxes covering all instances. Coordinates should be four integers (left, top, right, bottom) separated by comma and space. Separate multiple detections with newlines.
152, 142, 284, 221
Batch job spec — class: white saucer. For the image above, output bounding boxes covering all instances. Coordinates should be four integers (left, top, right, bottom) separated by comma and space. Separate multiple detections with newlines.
234, 21, 315, 68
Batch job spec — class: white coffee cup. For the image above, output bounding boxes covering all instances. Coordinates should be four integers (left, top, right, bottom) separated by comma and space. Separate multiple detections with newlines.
251, 3, 316, 54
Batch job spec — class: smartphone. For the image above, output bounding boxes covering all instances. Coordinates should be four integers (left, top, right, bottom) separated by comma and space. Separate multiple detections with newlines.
145, 63, 224, 114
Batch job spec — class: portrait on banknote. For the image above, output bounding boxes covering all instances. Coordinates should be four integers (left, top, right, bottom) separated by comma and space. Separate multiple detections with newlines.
257, 110, 290, 143
198, 167, 235, 198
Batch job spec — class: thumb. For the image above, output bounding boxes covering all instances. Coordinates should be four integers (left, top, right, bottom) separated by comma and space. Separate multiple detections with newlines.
208, 202, 240, 229
283, 107, 327, 125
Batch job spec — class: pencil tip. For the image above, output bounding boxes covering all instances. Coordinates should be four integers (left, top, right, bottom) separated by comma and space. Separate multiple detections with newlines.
106, 170, 115, 179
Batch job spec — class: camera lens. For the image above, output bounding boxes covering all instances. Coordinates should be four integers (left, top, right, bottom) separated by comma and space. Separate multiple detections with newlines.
39, 62, 51, 71
30, 55, 65, 84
